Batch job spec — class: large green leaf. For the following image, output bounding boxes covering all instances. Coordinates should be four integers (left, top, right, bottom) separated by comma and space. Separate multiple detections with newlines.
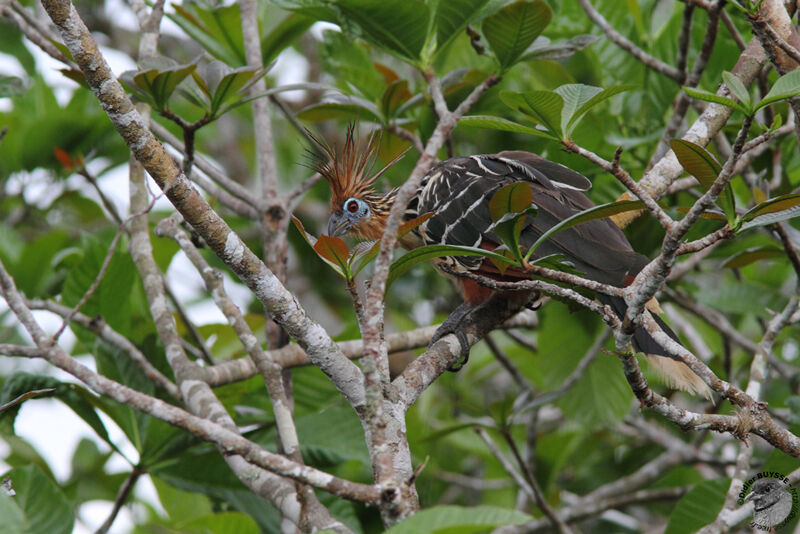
721, 71, 752, 113
721, 246, 785, 268
563, 84, 636, 136
669, 139, 736, 224
0, 373, 113, 449
1, 465, 73, 534
738, 193, 800, 232
321, 29, 385, 101
180, 512, 261, 534
190, 62, 264, 117
488, 183, 537, 263
664, 478, 730, 534
682, 86, 747, 115
553, 83, 602, 136
0, 494, 26, 534
7, 229, 70, 298
336, 0, 431, 63
488, 182, 533, 221
120, 61, 196, 111
458, 115, 553, 138
261, 13, 315, 66
500, 90, 563, 139
296, 96, 382, 123
60, 234, 136, 338
756, 69, 800, 111
524, 200, 646, 261
387, 244, 516, 289
295, 406, 371, 466
169, 4, 246, 66
350, 212, 435, 278
482, 0, 552, 71
558, 350, 634, 427
434, 0, 490, 55
385, 505, 532, 533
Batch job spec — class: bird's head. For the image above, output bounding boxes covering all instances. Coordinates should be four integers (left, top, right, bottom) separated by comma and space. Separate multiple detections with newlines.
309, 124, 404, 241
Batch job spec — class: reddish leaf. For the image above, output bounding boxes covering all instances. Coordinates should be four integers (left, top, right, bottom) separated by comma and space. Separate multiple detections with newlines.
313, 234, 351, 278
291, 216, 317, 247
398, 211, 435, 237
53, 147, 74, 170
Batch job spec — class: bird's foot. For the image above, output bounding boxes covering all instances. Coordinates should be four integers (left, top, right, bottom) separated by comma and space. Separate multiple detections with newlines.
429, 303, 474, 372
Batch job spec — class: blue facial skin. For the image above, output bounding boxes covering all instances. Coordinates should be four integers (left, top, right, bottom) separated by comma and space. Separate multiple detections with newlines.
327, 197, 370, 236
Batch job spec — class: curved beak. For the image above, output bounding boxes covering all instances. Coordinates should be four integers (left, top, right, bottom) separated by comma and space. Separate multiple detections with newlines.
327, 211, 350, 237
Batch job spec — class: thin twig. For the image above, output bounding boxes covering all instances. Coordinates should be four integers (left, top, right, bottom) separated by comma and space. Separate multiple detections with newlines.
94, 466, 144, 534
500, 428, 575, 534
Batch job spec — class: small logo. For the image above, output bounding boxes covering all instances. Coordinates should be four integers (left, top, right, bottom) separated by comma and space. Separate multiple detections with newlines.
738, 472, 798, 530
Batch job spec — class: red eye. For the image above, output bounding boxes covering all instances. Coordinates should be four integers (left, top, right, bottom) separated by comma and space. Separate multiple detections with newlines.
347, 200, 359, 213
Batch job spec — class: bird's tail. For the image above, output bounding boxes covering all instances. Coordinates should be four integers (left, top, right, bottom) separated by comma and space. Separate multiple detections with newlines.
599, 294, 712, 399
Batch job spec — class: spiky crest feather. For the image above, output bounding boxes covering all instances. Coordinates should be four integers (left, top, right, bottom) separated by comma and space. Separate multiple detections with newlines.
307, 124, 402, 221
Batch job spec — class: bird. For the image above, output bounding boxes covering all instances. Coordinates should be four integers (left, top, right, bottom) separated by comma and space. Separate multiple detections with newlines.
312, 125, 711, 398
745, 478, 793, 527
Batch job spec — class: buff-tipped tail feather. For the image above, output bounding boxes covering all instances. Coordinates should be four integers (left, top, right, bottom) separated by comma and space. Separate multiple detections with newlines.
643, 353, 713, 400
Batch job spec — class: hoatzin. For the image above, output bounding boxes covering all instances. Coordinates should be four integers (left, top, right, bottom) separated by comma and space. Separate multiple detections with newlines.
314, 128, 710, 398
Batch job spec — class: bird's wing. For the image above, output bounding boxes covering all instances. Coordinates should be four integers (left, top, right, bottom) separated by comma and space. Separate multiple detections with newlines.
415, 153, 648, 286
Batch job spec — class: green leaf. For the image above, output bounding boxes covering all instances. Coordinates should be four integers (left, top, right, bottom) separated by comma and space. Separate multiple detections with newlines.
191, 62, 263, 117
336, 0, 431, 63
564, 84, 636, 137
488, 183, 537, 263
524, 200, 646, 261
169, 4, 246, 66
756, 69, 800, 111
351, 212, 435, 278
261, 13, 315, 66
0, 388, 55, 413
381, 80, 412, 119
682, 86, 748, 114
664, 478, 730, 534
61, 235, 135, 336
669, 139, 721, 187
488, 182, 533, 222
2, 465, 73, 534
482, 1, 552, 71
499, 90, 563, 139
387, 245, 517, 289
559, 349, 633, 427
457, 115, 554, 138
721, 246, 785, 268
313, 234, 351, 279
669, 139, 736, 224
0, 493, 26, 534
739, 193, 800, 231
181, 512, 261, 534
295, 406, 371, 466
722, 70, 752, 112
553, 83, 602, 136
434, 0, 490, 55
296, 96, 382, 123
386, 505, 531, 533
0, 373, 113, 449
121, 62, 196, 111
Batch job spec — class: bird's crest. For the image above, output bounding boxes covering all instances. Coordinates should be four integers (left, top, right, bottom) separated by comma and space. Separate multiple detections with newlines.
307, 123, 407, 212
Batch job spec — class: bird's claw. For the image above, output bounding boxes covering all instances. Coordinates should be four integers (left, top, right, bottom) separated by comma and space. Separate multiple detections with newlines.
429, 304, 474, 372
